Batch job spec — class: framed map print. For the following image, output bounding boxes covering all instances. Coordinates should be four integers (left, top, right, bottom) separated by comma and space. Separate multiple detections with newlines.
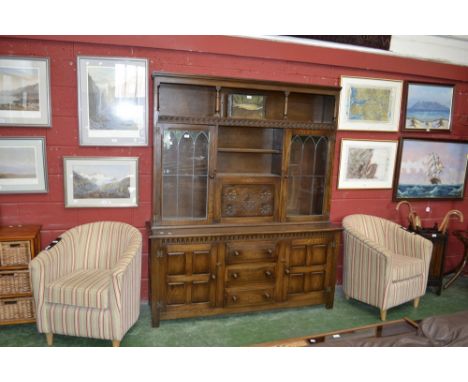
338, 76, 403, 132
338, 139, 398, 189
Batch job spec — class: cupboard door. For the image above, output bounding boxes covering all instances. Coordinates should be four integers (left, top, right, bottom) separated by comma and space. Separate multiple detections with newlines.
163, 244, 218, 311
159, 124, 215, 224
284, 130, 334, 221
283, 236, 336, 306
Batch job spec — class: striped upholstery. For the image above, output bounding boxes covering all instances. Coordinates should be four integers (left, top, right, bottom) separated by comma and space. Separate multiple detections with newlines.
30, 221, 142, 342
46, 269, 111, 309
343, 214, 432, 313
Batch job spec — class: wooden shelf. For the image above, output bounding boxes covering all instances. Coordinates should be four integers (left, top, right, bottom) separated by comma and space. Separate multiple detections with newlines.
218, 148, 281, 154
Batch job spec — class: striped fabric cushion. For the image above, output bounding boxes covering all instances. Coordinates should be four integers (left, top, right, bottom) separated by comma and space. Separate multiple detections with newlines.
390, 254, 425, 282
45, 269, 111, 309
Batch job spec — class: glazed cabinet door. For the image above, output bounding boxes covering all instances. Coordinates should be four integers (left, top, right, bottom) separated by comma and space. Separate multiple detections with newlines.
282, 129, 335, 222
282, 233, 338, 308
155, 123, 216, 225
160, 243, 219, 316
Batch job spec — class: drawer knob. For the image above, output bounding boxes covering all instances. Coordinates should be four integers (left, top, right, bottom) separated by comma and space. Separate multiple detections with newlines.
211, 273, 216, 280
231, 272, 239, 279
264, 270, 273, 278
263, 292, 271, 300
233, 251, 240, 257
266, 249, 273, 256
284, 268, 290, 275
231, 295, 238, 303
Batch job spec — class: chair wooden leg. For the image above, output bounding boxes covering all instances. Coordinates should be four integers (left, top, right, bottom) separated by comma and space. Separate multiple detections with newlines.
413, 297, 420, 308
112, 340, 121, 347
380, 309, 387, 321
46, 333, 53, 346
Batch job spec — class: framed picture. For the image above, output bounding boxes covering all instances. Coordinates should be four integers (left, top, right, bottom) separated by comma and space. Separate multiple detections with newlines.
0, 137, 48, 193
77, 56, 148, 146
63, 157, 138, 207
0, 57, 51, 127
394, 138, 468, 200
338, 139, 398, 189
402, 82, 454, 131
228, 94, 266, 119
338, 76, 403, 132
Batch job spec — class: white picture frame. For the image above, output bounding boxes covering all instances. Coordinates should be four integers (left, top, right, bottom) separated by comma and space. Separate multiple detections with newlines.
0, 137, 48, 193
338, 76, 403, 132
338, 139, 398, 189
63, 157, 138, 208
0, 56, 51, 127
77, 56, 148, 146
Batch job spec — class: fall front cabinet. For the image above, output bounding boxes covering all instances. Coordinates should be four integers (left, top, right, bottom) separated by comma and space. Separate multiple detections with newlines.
149, 73, 342, 327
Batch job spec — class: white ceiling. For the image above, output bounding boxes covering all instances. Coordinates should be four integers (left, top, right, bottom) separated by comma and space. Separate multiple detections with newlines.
246, 35, 468, 68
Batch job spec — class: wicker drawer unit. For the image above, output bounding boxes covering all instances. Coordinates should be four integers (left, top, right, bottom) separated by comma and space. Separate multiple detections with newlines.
0, 225, 41, 325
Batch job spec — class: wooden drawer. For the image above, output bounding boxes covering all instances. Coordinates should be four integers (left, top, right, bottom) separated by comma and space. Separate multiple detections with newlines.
225, 287, 275, 308
0, 241, 31, 267
0, 270, 31, 297
226, 263, 276, 286
226, 241, 277, 264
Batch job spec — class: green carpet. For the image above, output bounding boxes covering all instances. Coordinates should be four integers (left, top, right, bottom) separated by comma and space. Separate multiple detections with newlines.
1, 277, 467, 347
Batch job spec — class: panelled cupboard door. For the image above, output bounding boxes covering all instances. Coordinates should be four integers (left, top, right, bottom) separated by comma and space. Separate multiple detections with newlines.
162, 243, 218, 312
282, 236, 336, 306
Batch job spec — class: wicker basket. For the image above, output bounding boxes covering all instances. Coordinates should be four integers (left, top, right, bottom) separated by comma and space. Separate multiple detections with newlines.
0, 241, 31, 267
0, 270, 32, 297
0, 297, 35, 323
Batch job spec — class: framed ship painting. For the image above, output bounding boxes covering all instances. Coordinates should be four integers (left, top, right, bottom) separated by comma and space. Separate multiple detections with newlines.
394, 138, 468, 200
0, 57, 51, 127
63, 157, 138, 207
402, 82, 454, 132
338, 76, 403, 132
338, 139, 398, 189
77, 56, 148, 146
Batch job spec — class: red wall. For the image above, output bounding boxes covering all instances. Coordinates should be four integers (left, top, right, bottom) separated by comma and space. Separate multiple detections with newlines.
1, 35, 467, 299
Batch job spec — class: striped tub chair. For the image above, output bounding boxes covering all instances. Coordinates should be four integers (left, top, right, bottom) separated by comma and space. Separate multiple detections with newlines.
30, 221, 142, 347
342, 214, 433, 321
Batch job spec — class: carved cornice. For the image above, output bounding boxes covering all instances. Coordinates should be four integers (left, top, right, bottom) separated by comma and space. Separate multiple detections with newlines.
157, 115, 335, 130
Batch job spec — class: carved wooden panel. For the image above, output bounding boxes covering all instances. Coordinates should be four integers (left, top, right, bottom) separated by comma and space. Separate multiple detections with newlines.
221, 184, 275, 218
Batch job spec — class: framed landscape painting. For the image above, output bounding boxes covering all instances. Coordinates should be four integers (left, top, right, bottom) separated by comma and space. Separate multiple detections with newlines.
77, 57, 148, 146
0, 137, 48, 193
338, 139, 398, 189
338, 76, 403, 132
394, 138, 468, 200
403, 82, 454, 131
64, 157, 138, 207
0, 57, 51, 127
